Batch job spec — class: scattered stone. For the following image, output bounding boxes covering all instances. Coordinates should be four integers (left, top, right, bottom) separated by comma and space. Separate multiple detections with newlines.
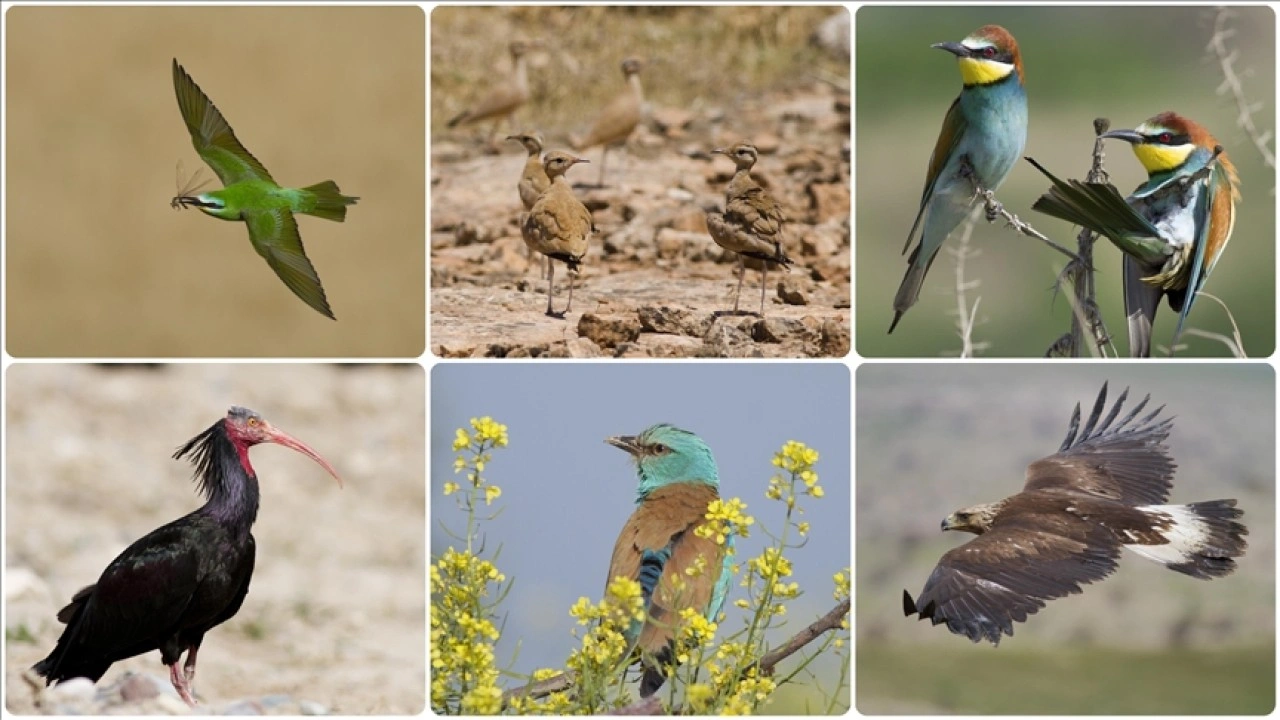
635, 333, 704, 357
668, 208, 709, 234
654, 228, 706, 260
778, 279, 808, 306
651, 106, 695, 135
819, 317, 851, 356
800, 223, 844, 258
638, 306, 712, 337
260, 694, 294, 709
4, 566, 51, 604
807, 182, 849, 224
811, 10, 851, 60
753, 316, 805, 343
117, 672, 164, 702
46, 677, 96, 704
753, 133, 782, 155
222, 698, 265, 715
703, 318, 764, 357
578, 313, 642, 348
298, 700, 329, 716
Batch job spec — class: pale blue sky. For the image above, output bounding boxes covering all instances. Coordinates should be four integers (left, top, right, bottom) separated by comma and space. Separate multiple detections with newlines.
430, 363, 851, 686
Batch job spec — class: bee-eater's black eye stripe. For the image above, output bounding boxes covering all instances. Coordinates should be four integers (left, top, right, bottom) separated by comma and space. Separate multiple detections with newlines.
1146, 133, 1191, 146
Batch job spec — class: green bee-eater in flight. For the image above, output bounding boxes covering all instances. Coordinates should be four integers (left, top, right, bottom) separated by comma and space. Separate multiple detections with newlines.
171, 59, 358, 320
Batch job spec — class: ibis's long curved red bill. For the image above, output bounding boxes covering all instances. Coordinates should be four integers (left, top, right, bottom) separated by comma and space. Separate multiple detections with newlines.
264, 425, 343, 488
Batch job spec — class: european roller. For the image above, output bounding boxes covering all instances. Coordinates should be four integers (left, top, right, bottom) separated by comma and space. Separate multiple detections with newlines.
604, 424, 734, 697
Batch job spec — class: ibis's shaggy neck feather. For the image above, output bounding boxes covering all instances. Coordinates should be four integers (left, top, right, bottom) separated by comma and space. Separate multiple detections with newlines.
173, 420, 260, 538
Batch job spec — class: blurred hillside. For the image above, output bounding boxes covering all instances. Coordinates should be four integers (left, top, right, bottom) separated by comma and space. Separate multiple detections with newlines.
432, 6, 848, 141
856, 364, 1275, 713
857, 6, 1275, 357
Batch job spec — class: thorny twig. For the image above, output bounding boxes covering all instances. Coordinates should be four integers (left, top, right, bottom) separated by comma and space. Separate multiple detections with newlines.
1046, 118, 1117, 358
974, 187, 1081, 263
948, 212, 989, 358
1208, 7, 1275, 168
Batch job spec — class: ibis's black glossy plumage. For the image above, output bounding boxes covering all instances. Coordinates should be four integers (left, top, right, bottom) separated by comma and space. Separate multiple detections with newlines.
33, 407, 340, 706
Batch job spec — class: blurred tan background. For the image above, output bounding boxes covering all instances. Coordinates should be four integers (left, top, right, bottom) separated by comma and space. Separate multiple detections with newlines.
5, 7, 425, 357
431, 6, 847, 139
5, 364, 425, 713
857, 6, 1275, 357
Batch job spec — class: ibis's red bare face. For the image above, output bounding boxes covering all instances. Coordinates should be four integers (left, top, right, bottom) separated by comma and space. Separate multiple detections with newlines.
223, 408, 343, 487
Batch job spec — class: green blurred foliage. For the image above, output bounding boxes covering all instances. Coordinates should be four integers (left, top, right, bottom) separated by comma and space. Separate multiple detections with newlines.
858, 644, 1275, 714
856, 6, 1275, 357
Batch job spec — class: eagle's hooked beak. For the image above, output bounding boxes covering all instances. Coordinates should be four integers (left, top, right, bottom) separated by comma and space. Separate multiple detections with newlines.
940, 514, 958, 532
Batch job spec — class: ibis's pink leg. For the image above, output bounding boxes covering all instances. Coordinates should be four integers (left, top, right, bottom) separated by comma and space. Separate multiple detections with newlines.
169, 661, 197, 707
183, 645, 199, 689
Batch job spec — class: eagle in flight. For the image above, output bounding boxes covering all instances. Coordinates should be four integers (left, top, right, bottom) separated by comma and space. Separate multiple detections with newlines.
903, 383, 1247, 645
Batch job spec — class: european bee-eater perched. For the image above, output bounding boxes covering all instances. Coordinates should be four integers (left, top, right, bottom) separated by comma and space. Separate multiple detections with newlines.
891, 25, 1028, 333
171, 59, 358, 320
605, 424, 733, 697
1027, 112, 1240, 356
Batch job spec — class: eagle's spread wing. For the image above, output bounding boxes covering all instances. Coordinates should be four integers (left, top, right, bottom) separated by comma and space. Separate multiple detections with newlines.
904, 514, 1120, 645
1023, 382, 1175, 504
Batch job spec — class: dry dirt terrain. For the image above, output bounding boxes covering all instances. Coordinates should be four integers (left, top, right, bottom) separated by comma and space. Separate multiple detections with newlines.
5, 365, 425, 715
430, 7, 851, 358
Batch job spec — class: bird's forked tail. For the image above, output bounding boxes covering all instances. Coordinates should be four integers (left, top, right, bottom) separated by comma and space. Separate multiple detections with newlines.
301, 181, 360, 222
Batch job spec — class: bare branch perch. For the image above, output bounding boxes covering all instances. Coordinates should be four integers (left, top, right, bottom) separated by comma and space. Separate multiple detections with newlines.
948, 213, 989, 358
1045, 118, 1116, 357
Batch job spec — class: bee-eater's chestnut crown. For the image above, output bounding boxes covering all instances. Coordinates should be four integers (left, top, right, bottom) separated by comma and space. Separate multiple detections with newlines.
936, 24, 1024, 87
1106, 111, 1240, 192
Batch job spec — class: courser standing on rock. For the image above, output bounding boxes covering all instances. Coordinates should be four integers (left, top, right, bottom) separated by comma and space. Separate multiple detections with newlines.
572, 58, 644, 187
707, 142, 793, 315
520, 151, 593, 318
508, 131, 552, 277
33, 407, 342, 706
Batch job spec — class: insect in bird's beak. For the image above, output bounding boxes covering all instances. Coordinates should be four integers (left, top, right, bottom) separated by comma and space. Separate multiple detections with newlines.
173, 160, 211, 210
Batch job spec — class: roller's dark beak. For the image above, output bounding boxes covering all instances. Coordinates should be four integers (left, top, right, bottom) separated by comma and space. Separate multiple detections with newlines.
606, 435, 642, 457
932, 41, 971, 58
1100, 129, 1144, 145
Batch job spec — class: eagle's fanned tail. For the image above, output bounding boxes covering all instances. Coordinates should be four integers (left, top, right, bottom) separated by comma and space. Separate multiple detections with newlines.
1126, 500, 1248, 579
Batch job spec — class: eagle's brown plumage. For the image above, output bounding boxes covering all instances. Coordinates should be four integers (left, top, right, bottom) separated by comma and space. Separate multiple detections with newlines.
904, 383, 1248, 645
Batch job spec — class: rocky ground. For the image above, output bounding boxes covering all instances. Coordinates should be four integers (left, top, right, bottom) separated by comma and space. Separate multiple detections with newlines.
431, 85, 850, 358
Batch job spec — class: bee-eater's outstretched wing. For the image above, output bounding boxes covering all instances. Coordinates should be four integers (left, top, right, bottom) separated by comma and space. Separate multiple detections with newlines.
1170, 160, 1239, 347
1025, 157, 1165, 261
172, 59, 275, 187
905, 97, 967, 254
244, 209, 335, 319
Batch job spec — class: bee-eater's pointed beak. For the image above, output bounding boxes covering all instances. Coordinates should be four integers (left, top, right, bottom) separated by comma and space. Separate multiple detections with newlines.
171, 195, 195, 210
1100, 129, 1144, 145
606, 435, 642, 456
932, 41, 971, 58
711, 147, 729, 156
